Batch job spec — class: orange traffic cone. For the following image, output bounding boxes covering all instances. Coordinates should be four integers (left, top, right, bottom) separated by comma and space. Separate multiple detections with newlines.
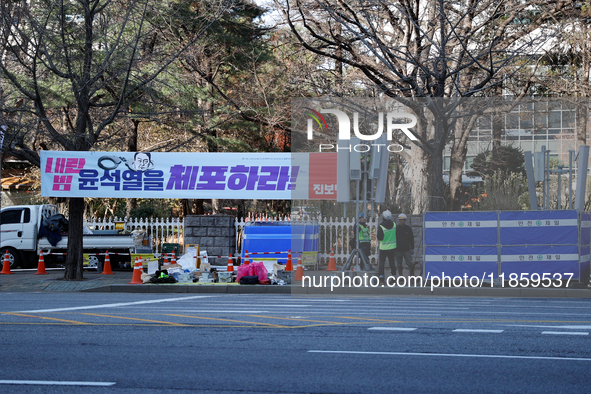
227, 254, 234, 272
326, 248, 337, 271
171, 251, 177, 265
285, 249, 293, 272
101, 250, 114, 275
244, 250, 250, 265
35, 251, 48, 275
129, 258, 143, 284
1, 250, 13, 275
163, 253, 170, 266
295, 254, 304, 281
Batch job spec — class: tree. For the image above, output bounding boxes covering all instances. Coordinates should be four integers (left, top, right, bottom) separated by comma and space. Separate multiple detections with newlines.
279, 0, 573, 212
0, 0, 229, 279
469, 145, 525, 178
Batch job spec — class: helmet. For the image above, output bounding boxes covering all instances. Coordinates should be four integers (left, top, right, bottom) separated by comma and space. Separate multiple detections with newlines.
398, 213, 407, 219
359, 212, 365, 218
382, 210, 392, 220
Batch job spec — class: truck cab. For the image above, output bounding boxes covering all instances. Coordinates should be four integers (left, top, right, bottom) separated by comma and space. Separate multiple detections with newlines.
0, 204, 57, 268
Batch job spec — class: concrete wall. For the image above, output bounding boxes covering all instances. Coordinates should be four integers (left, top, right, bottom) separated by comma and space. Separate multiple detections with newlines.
183, 215, 235, 266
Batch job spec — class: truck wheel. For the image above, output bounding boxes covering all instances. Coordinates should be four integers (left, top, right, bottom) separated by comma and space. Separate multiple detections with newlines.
2, 248, 22, 269
87, 254, 104, 270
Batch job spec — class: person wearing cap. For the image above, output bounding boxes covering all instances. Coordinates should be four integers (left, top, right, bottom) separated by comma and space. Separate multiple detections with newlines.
350, 212, 371, 260
377, 210, 397, 281
395, 213, 415, 277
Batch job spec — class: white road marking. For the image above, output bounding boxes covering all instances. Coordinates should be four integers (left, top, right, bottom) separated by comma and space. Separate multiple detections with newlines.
150, 310, 269, 313
541, 331, 589, 336
509, 325, 591, 330
453, 329, 504, 333
11, 296, 213, 313
368, 327, 417, 331
308, 350, 591, 361
0, 380, 115, 386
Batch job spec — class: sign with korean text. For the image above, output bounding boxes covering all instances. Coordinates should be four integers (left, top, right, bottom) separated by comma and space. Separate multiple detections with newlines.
40, 151, 338, 200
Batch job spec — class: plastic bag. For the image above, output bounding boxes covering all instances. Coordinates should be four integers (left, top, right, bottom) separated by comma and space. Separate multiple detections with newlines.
237, 264, 254, 283
252, 262, 269, 283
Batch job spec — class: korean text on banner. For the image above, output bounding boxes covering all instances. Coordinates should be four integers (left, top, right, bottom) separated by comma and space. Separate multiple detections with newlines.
40, 151, 334, 200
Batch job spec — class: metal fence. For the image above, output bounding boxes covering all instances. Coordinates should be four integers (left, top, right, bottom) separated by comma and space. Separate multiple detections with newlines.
85, 214, 381, 264
84, 217, 184, 254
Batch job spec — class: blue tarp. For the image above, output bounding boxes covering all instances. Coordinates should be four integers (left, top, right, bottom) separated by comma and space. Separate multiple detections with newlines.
241, 222, 319, 264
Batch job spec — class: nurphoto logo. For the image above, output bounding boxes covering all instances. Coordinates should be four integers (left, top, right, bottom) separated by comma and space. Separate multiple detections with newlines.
303, 107, 417, 153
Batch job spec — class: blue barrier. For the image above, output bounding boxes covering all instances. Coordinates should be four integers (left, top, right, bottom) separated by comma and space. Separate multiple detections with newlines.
424, 246, 497, 278
499, 211, 578, 245
424, 212, 497, 246
423, 210, 590, 282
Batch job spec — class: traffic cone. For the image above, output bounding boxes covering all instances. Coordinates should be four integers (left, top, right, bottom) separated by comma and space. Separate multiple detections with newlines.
163, 253, 170, 266
101, 250, 114, 275
227, 254, 234, 272
171, 251, 177, 265
285, 249, 293, 272
244, 250, 250, 265
295, 254, 304, 281
35, 251, 48, 275
326, 248, 337, 271
128, 259, 143, 284
1, 250, 13, 275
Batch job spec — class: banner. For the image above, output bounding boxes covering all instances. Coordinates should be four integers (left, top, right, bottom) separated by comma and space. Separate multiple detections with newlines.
40, 151, 338, 200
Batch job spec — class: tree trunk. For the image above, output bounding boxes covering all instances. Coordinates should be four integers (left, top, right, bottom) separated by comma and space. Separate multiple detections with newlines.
409, 146, 431, 214
576, 100, 588, 148
449, 151, 465, 211
448, 114, 478, 210
64, 197, 85, 280
430, 149, 446, 211
126, 119, 139, 217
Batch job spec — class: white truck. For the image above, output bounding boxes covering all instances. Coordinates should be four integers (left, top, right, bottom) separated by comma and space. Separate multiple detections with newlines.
0, 204, 138, 269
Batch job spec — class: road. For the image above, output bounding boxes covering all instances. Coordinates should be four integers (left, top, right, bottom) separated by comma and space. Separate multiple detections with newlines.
0, 294, 590, 393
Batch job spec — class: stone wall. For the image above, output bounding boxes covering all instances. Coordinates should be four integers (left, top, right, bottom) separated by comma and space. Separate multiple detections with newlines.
183, 215, 235, 266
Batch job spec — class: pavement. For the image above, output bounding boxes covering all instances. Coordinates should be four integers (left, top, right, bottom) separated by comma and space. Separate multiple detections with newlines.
1, 267, 591, 297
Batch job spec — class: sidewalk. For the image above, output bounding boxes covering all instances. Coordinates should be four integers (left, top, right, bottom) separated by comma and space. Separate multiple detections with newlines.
0, 268, 290, 293
0, 269, 590, 297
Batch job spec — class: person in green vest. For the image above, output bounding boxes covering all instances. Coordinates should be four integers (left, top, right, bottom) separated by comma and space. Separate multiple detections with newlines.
377, 210, 397, 281
350, 212, 371, 259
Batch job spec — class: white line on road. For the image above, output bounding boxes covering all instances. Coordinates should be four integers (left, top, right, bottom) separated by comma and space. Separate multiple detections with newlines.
541, 331, 589, 336
509, 325, 591, 330
308, 350, 591, 361
10, 296, 214, 313
152, 310, 270, 313
368, 327, 417, 331
0, 380, 116, 386
453, 329, 504, 333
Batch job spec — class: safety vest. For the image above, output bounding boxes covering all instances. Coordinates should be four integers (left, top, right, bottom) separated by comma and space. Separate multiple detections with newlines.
359, 225, 370, 243
379, 224, 397, 250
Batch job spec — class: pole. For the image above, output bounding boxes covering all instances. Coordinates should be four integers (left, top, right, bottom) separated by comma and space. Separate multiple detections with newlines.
575, 146, 589, 211
569, 150, 574, 209
525, 151, 538, 210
